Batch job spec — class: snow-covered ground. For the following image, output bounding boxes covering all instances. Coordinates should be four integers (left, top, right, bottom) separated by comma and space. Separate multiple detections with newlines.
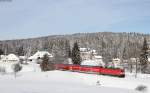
0, 63, 149, 93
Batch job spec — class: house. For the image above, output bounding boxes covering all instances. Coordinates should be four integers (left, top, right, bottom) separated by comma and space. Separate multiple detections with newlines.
81, 59, 105, 67
80, 48, 97, 60
0, 54, 20, 63
79, 48, 105, 66
28, 51, 53, 63
107, 62, 114, 68
130, 58, 140, 64
94, 55, 102, 60
93, 55, 104, 66
112, 58, 122, 68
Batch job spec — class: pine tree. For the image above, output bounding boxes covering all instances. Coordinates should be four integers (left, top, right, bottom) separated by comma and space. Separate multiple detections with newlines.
40, 54, 49, 71
140, 37, 149, 73
71, 42, 81, 65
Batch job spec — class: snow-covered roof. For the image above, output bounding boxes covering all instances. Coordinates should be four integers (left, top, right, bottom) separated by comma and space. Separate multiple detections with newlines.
81, 60, 104, 67
28, 51, 53, 60
1, 54, 19, 61
94, 55, 102, 59
130, 58, 136, 60
7, 54, 19, 61
19, 56, 27, 59
80, 48, 90, 52
80, 48, 97, 54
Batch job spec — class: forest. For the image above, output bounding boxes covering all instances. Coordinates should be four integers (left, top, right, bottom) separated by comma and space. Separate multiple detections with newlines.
0, 32, 149, 63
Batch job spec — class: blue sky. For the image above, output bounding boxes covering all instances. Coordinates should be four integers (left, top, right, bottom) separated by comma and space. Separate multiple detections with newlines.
0, 0, 150, 40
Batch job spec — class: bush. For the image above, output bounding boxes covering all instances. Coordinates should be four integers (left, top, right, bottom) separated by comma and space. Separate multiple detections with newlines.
135, 85, 147, 92
12, 63, 22, 78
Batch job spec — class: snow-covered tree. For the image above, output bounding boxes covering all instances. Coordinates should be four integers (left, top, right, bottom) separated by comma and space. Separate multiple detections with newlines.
12, 63, 22, 78
140, 37, 149, 74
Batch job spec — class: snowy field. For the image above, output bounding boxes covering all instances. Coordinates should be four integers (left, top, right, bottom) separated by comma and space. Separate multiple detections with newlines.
0, 63, 150, 93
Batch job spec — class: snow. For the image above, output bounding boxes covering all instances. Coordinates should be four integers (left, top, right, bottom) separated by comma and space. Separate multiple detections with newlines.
80, 48, 90, 52
94, 55, 102, 59
0, 71, 139, 93
0, 62, 40, 73
1, 54, 19, 62
80, 48, 97, 54
81, 60, 105, 67
7, 54, 20, 61
0, 62, 18, 73
0, 63, 150, 93
148, 57, 150, 62
28, 51, 53, 60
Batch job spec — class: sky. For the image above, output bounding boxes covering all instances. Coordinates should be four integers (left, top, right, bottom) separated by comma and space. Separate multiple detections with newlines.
0, 0, 150, 40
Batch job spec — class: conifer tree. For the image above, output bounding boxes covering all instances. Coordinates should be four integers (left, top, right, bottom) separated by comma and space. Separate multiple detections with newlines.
71, 42, 81, 65
140, 37, 149, 73
40, 54, 49, 71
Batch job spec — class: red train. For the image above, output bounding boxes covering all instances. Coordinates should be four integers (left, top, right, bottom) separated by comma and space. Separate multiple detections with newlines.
54, 64, 125, 78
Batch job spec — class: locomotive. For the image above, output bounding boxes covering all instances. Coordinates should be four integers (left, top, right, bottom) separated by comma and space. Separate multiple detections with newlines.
54, 64, 125, 78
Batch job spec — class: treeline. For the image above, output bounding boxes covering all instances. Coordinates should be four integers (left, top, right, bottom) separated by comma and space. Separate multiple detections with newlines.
0, 32, 149, 63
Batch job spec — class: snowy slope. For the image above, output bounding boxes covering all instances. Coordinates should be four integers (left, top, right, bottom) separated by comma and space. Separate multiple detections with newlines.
0, 70, 148, 93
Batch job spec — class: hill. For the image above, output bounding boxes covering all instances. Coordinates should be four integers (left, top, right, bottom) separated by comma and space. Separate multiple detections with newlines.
0, 32, 149, 63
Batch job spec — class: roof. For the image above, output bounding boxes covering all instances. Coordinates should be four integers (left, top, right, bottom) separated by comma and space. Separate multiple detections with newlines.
80, 48, 97, 54
1, 54, 19, 61
28, 51, 53, 60
81, 59, 104, 67
94, 55, 102, 59
19, 56, 26, 59
80, 48, 90, 52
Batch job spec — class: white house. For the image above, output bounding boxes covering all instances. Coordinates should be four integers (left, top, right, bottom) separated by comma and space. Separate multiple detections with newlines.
28, 51, 53, 63
80, 48, 97, 60
93, 55, 105, 66
81, 59, 105, 67
112, 58, 122, 68
0, 54, 20, 63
